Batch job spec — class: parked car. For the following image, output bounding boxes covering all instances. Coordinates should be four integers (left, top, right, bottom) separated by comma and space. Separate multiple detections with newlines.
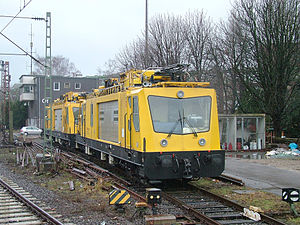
20, 126, 43, 136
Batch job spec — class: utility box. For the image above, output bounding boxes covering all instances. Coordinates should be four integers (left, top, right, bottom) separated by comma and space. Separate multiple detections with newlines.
219, 114, 265, 151
36, 153, 55, 172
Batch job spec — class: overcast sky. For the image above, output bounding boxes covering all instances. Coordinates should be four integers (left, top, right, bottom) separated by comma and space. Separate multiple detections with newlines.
0, 0, 232, 84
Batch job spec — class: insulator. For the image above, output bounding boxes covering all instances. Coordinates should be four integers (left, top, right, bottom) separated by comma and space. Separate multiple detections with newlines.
33, 17, 45, 21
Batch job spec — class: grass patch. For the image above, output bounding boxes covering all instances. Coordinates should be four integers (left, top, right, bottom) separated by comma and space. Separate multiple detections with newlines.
286, 216, 300, 225
232, 190, 287, 212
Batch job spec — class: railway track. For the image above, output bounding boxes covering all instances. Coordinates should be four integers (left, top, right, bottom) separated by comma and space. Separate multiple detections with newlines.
0, 175, 64, 225
163, 187, 244, 225
160, 182, 287, 225
30, 141, 287, 225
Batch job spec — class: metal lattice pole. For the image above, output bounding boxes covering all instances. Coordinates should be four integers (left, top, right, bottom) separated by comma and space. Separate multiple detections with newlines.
43, 12, 53, 157
0, 61, 5, 140
0, 61, 11, 143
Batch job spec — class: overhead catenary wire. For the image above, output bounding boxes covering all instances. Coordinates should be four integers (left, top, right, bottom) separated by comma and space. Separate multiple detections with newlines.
0, 32, 46, 67
0, 0, 47, 68
0, 53, 27, 56
1, 0, 33, 33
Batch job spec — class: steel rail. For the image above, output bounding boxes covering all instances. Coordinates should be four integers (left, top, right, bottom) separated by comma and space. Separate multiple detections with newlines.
56, 146, 152, 207
192, 184, 287, 225
215, 173, 245, 186
60, 150, 132, 187
0, 177, 63, 225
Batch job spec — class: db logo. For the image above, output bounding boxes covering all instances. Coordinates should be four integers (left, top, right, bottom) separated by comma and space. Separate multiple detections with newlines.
42, 98, 49, 104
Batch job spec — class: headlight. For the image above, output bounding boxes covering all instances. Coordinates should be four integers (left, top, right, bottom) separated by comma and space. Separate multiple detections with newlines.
199, 138, 206, 146
177, 90, 184, 98
160, 139, 168, 147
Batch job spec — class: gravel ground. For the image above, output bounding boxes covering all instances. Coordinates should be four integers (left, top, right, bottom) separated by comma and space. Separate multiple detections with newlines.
0, 165, 123, 225
0, 148, 138, 225
0, 163, 78, 224
0, 148, 188, 225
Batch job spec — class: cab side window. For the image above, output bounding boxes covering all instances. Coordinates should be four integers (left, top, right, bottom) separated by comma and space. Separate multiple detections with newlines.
132, 96, 140, 132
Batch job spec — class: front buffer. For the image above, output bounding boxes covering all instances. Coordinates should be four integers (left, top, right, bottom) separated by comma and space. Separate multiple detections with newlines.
143, 150, 225, 180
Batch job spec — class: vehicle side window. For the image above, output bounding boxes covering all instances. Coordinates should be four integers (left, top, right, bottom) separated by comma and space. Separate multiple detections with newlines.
128, 96, 131, 108
81, 104, 86, 127
113, 109, 118, 123
73, 107, 79, 125
90, 103, 93, 127
66, 108, 69, 123
132, 96, 140, 132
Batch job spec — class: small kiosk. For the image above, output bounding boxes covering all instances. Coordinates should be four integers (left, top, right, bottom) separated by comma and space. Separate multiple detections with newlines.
219, 114, 265, 151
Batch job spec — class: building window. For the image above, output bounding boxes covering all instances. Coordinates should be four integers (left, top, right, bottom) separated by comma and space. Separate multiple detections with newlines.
53, 82, 60, 91
24, 86, 30, 93
64, 82, 70, 88
23, 85, 33, 93
75, 83, 81, 89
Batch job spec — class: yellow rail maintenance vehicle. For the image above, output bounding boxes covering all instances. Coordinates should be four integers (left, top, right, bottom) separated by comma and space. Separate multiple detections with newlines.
48, 92, 85, 147
75, 64, 224, 181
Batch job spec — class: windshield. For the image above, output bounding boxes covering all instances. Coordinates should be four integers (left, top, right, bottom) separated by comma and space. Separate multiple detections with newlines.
148, 95, 211, 135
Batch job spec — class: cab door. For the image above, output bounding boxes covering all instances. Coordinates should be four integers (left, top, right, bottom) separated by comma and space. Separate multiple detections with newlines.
63, 105, 69, 133
80, 103, 86, 137
126, 95, 141, 152
72, 106, 80, 134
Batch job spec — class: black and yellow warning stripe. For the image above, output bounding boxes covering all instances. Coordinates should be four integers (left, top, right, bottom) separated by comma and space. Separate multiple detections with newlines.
109, 189, 131, 205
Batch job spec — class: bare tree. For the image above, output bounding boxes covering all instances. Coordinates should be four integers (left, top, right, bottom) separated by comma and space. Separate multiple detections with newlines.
184, 10, 213, 82
230, 0, 300, 136
210, 14, 249, 113
111, 1, 299, 136
33, 55, 81, 76
115, 14, 187, 69
116, 37, 146, 70
97, 59, 120, 76
116, 11, 215, 80
148, 14, 186, 67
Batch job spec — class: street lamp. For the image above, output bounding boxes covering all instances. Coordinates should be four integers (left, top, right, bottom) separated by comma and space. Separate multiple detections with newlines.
145, 0, 149, 68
